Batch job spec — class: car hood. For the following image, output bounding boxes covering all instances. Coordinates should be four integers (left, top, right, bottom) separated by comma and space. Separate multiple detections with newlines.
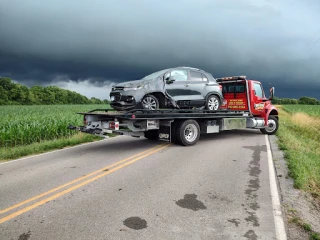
113, 78, 158, 88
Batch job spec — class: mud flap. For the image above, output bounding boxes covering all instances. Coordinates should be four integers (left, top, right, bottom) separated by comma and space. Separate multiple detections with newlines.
158, 122, 171, 142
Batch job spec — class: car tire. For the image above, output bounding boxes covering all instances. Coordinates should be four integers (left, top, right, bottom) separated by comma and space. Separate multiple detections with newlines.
260, 115, 279, 135
175, 120, 200, 146
141, 95, 159, 110
205, 95, 220, 111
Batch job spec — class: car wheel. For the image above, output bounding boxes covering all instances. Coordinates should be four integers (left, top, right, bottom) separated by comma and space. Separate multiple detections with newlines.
260, 115, 279, 135
141, 95, 159, 110
206, 95, 220, 111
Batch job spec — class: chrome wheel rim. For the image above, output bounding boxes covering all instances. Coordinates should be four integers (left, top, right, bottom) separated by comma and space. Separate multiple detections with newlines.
208, 97, 219, 110
142, 97, 157, 110
265, 119, 276, 132
184, 124, 198, 142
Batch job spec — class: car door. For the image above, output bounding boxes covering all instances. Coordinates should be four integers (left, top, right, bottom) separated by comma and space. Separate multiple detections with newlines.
164, 69, 190, 101
251, 81, 266, 115
187, 70, 208, 100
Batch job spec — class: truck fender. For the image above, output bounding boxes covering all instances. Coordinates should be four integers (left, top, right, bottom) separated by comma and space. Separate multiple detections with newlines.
265, 105, 279, 125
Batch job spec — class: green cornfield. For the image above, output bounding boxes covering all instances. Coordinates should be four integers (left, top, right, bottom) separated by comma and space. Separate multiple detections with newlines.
1, 104, 109, 148
282, 104, 320, 117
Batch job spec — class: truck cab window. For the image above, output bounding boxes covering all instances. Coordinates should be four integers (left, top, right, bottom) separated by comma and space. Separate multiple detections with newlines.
253, 83, 264, 98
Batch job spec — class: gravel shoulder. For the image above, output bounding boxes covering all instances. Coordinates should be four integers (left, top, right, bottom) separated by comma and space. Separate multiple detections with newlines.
269, 135, 320, 239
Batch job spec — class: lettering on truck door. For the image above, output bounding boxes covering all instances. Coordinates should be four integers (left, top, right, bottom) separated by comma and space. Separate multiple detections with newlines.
251, 81, 266, 114
221, 82, 248, 110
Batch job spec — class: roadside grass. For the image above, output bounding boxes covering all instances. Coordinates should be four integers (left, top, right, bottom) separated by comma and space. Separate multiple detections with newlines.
0, 104, 116, 161
276, 104, 320, 238
275, 105, 320, 199
0, 133, 106, 162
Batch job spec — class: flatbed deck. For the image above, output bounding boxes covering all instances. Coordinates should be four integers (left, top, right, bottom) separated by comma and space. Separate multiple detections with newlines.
77, 108, 251, 120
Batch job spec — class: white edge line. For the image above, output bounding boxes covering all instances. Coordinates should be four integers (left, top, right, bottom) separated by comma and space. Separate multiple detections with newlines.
265, 134, 287, 240
0, 135, 125, 166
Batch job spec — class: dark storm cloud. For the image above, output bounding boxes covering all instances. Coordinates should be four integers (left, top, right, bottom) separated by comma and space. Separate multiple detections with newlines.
1, 0, 320, 98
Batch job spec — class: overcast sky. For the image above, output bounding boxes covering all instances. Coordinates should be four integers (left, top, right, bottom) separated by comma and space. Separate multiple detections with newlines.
1, 0, 320, 100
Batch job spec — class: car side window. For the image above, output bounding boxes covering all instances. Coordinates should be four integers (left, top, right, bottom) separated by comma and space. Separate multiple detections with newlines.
201, 73, 208, 81
253, 83, 263, 98
170, 69, 188, 81
190, 71, 203, 81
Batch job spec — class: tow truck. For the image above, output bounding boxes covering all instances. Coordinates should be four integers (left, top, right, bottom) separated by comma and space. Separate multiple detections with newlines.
68, 76, 279, 146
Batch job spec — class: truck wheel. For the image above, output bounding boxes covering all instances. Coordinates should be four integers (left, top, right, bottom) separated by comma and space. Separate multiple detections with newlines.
206, 95, 220, 111
144, 130, 158, 140
176, 120, 200, 146
260, 115, 279, 135
141, 95, 159, 110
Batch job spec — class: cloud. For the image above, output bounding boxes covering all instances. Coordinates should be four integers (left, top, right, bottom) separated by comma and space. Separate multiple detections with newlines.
0, 0, 320, 99
47, 76, 116, 100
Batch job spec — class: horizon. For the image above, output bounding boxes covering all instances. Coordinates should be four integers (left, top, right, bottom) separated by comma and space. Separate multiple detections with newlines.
1, 0, 320, 100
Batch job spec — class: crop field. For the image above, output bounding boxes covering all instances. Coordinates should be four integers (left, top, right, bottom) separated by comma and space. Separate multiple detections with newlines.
282, 104, 320, 117
0, 104, 109, 148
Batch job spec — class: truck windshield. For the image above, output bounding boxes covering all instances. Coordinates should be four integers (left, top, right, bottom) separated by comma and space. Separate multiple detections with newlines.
141, 69, 170, 80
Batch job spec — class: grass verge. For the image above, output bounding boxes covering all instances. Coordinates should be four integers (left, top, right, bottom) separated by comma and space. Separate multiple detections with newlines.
0, 133, 115, 162
275, 105, 320, 199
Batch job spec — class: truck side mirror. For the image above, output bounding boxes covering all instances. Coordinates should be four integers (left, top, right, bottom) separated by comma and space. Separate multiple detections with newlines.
269, 87, 275, 100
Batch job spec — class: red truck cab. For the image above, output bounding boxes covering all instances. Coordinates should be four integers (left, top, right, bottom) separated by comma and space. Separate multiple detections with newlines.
216, 76, 279, 134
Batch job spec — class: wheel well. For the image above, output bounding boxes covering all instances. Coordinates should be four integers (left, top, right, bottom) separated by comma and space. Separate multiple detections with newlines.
206, 92, 222, 103
269, 109, 279, 120
146, 92, 166, 107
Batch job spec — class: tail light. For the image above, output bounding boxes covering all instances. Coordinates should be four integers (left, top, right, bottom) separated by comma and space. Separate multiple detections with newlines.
83, 115, 88, 125
109, 121, 119, 130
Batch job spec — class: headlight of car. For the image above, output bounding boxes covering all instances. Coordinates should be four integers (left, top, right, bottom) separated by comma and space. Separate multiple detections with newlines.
123, 85, 143, 91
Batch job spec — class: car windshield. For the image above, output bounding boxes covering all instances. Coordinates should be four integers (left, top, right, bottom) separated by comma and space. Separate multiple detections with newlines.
141, 69, 170, 80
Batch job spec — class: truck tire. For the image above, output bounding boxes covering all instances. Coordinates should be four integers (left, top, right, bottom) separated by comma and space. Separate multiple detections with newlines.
260, 115, 279, 135
175, 119, 200, 146
144, 130, 158, 140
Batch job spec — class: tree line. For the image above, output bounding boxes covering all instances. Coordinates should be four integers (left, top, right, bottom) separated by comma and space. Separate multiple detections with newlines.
271, 96, 320, 105
0, 77, 109, 105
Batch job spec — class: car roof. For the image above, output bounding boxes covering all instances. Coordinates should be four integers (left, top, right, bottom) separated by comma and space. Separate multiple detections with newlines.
174, 66, 215, 80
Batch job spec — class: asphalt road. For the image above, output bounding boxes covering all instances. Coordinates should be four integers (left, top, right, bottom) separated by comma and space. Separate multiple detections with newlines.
0, 131, 278, 240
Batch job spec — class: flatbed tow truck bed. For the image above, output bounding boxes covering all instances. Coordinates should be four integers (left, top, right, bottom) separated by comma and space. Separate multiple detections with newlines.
68, 75, 279, 146
68, 108, 275, 146
76, 108, 250, 119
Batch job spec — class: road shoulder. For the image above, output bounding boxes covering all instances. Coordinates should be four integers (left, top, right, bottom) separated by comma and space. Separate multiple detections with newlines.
269, 135, 320, 240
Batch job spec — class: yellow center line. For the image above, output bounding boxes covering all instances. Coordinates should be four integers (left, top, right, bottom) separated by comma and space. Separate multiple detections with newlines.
0, 143, 166, 215
0, 143, 171, 224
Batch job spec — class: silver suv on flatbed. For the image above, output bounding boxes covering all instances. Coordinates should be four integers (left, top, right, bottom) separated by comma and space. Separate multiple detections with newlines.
109, 67, 224, 111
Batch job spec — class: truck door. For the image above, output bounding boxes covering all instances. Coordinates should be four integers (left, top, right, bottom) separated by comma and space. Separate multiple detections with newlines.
164, 69, 190, 101
250, 81, 266, 115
